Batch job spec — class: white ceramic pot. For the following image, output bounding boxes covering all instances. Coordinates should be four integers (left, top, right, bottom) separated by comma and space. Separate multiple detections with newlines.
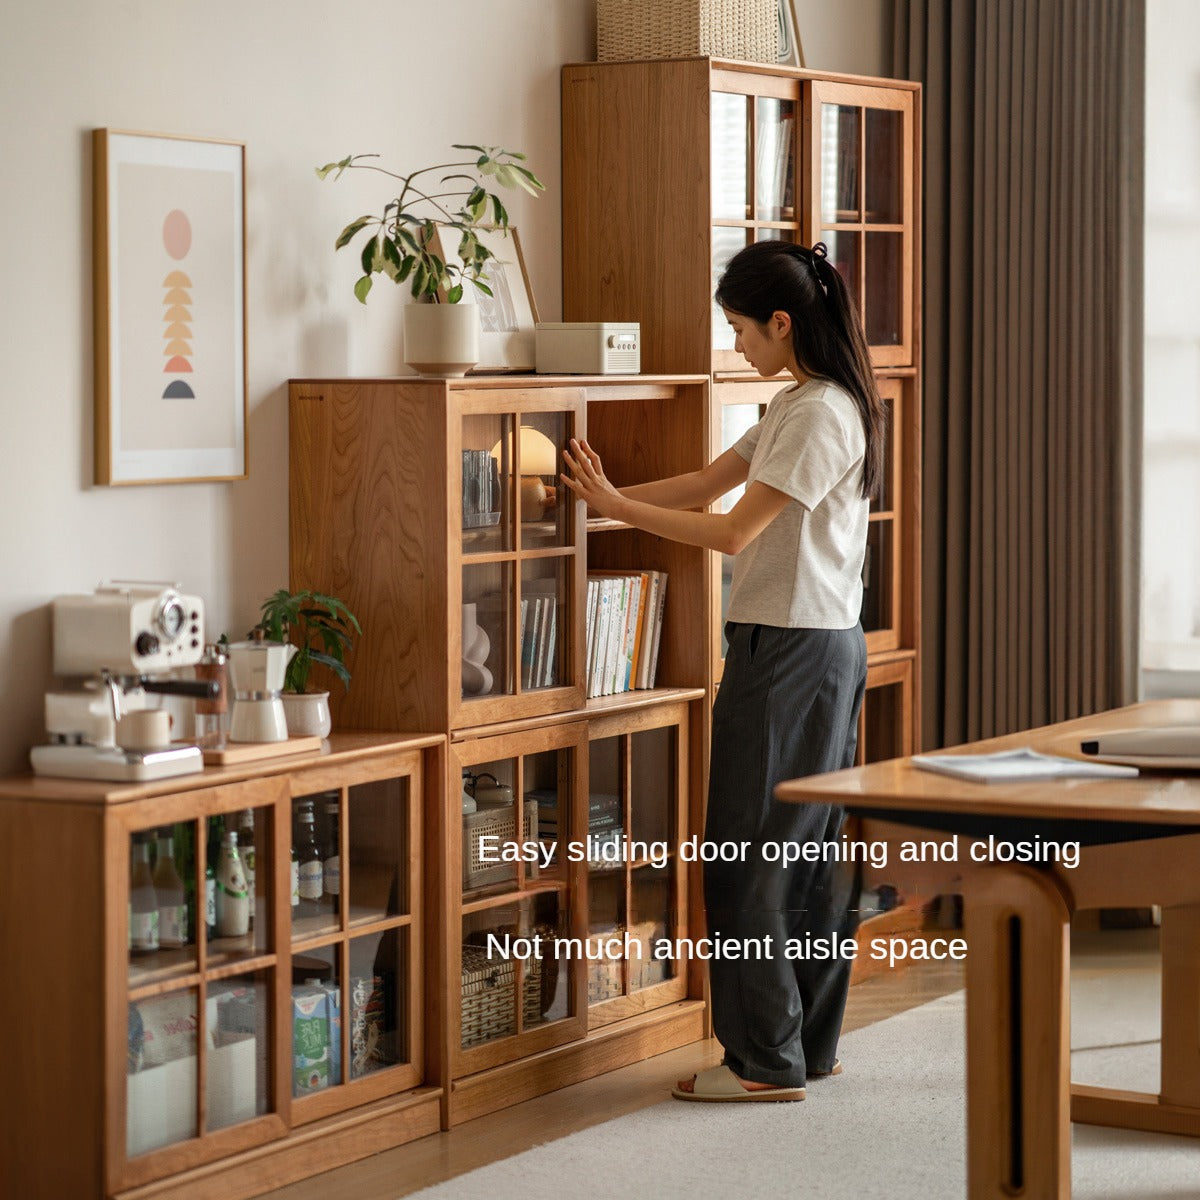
280, 691, 332, 738
404, 301, 479, 377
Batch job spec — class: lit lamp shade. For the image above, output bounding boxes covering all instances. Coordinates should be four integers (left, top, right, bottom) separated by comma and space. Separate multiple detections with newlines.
492, 427, 559, 520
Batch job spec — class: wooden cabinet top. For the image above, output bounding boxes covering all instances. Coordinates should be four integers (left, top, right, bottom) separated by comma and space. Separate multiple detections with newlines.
287, 373, 709, 389
0, 731, 442, 808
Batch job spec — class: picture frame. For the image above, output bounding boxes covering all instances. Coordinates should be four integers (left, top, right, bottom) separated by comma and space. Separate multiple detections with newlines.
434, 225, 539, 372
777, 0, 805, 69
93, 129, 248, 485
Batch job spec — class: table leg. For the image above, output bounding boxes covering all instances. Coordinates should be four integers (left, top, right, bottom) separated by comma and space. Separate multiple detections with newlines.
1161, 903, 1200, 1108
964, 867, 1071, 1199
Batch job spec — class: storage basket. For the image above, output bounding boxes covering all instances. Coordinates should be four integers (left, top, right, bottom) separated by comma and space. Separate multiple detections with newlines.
460, 942, 544, 1048
462, 800, 539, 890
596, 0, 778, 64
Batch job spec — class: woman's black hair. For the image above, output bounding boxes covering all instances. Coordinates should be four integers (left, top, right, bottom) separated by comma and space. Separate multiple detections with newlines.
714, 240, 886, 501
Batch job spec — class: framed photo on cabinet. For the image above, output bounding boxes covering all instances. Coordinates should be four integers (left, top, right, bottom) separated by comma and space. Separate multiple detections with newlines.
93, 129, 248, 485
777, 0, 805, 68
433, 225, 540, 372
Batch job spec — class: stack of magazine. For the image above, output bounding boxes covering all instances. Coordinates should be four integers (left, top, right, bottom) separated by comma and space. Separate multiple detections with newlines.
585, 570, 667, 699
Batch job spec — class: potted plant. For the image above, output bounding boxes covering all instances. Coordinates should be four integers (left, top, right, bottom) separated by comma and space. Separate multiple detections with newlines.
253, 589, 362, 738
317, 144, 544, 375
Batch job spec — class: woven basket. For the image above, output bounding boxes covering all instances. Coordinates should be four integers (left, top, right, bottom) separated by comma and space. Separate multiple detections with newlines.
462, 800, 539, 890
597, 0, 778, 64
460, 942, 544, 1048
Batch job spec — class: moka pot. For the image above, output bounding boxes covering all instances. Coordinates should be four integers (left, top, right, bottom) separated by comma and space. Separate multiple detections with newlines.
226, 640, 297, 743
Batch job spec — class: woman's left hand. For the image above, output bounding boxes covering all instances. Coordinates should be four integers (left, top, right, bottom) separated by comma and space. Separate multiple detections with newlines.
561, 438, 624, 519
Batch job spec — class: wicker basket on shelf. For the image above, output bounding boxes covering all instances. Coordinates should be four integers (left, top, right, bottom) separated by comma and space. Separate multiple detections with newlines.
596, 0, 778, 64
460, 942, 545, 1048
462, 800, 539, 890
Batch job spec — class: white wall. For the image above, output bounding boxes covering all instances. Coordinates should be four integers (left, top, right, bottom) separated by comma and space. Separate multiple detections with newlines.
0, 0, 888, 775
1142, 0, 1200, 696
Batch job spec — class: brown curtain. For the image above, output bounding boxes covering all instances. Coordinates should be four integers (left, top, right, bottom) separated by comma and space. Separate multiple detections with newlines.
894, 0, 1144, 747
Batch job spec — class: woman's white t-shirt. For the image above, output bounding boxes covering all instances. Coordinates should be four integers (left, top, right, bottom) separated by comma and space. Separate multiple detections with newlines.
726, 378, 868, 630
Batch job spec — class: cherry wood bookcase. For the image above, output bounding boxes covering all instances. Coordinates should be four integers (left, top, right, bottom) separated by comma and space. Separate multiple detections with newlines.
561, 57, 923, 765
288, 374, 711, 1126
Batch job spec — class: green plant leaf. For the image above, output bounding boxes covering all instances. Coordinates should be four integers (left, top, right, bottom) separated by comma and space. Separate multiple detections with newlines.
335, 215, 375, 250
315, 155, 354, 180
471, 279, 494, 297
354, 275, 373, 304
447, 283, 463, 304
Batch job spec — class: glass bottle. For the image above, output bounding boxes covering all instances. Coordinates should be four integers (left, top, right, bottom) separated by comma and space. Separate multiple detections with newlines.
153, 827, 187, 949
237, 809, 256, 926
215, 829, 250, 938
296, 802, 324, 917
322, 792, 341, 902
205, 816, 221, 939
129, 836, 159, 954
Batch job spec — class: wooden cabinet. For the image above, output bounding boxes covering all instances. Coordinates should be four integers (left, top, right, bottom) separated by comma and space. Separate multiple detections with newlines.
562, 57, 922, 760
0, 734, 442, 1200
289, 375, 710, 1125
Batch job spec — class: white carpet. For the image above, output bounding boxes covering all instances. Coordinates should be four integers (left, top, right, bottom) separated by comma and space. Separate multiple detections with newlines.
413, 955, 1200, 1199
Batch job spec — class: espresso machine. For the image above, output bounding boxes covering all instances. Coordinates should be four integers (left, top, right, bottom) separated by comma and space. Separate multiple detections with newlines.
30, 582, 219, 781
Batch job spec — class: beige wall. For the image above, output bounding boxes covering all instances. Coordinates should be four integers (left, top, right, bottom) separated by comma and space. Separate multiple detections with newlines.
0, 0, 890, 774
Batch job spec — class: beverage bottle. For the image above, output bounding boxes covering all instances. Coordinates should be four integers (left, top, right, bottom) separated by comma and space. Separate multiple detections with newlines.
296, 802, 324, 918
153, 827, 187, 948
215, 830, 250, 938
129, 836, 159, 953
205, 816, 221, 939
322, 792, 341, 903
237, 809, 256, 926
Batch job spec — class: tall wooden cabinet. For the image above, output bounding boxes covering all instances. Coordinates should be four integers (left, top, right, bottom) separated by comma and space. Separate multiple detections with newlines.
562, 57, 922, 764
288, 374, 710, 1124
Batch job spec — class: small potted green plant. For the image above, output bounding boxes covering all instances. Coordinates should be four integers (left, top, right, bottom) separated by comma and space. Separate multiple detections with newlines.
317, 144, 544, 375
253, 589, 362, 738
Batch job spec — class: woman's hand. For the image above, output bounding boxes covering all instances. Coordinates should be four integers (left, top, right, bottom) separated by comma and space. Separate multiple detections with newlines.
560, 438, 624, 520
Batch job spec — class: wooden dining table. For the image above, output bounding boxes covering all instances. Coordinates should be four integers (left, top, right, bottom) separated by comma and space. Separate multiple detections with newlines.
775, 699, 1200, 1199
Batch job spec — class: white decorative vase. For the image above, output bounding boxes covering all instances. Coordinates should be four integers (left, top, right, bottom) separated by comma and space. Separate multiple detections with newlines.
280, 691, 332, 738
461, 603, 493, 696
404, 302, 479, 377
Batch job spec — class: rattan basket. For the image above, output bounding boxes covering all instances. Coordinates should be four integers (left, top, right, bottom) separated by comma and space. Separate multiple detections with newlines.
462, 800, 539, 890
460, 942, 544, 1048
596, 0, 778, 64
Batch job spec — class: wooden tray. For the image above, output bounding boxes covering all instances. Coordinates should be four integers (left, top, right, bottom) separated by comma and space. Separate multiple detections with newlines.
201, 736, 323, 766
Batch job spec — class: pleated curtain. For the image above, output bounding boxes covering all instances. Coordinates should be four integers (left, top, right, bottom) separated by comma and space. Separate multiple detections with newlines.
894, 0, 1145, 747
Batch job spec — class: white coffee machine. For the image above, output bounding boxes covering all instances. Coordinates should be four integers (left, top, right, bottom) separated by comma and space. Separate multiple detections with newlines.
31, 582, 219, 781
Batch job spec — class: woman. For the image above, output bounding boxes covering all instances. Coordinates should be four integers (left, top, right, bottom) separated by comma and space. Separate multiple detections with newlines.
561, 240, 885, 1102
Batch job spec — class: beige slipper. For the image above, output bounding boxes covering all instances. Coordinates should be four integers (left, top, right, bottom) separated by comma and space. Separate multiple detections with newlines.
671, 1064, 806, 1103
808, 1058, 843, 1078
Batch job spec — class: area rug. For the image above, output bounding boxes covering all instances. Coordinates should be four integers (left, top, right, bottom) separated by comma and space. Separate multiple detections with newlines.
411, 960, 1200, 1199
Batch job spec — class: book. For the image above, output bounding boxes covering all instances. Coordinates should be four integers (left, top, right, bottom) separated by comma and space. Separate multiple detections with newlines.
635, 571, 660, 689
911, 748, 1139, 784
521, 597, 541, 689
646, 570, 668, 687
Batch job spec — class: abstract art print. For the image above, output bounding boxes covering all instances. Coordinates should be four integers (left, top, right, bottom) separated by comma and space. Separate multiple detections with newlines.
94, 130, 247, 484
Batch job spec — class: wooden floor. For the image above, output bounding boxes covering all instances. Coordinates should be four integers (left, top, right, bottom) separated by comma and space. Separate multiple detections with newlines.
259, 957, 966, 1200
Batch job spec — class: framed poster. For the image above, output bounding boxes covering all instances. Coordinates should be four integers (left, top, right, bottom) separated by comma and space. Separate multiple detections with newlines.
93, 129, 247, 485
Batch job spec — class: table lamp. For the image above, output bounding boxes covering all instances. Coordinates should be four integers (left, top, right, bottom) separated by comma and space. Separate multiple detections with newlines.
492, 427, 559, 521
